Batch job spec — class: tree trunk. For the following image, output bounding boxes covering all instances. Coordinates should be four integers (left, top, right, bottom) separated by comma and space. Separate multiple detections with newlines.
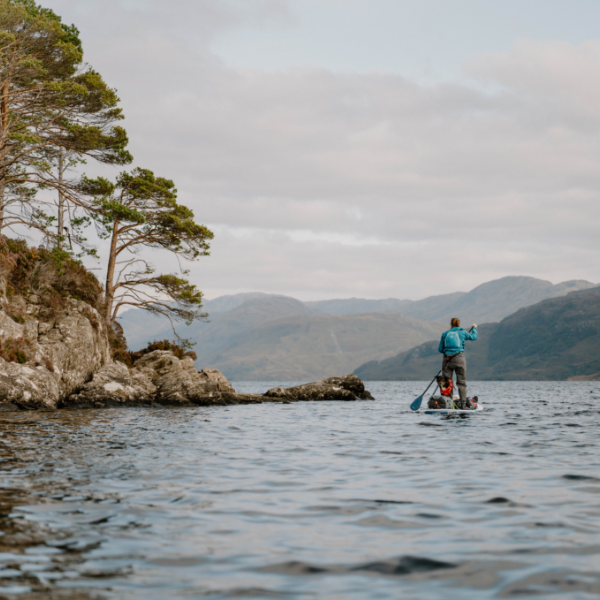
105, 220, 120, 324
0, 179, 4, 232
0, 78, 10, 232
57, 149, 64, 249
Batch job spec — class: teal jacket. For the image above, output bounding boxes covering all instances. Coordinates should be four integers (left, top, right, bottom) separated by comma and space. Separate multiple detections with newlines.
438, 326, 478, 356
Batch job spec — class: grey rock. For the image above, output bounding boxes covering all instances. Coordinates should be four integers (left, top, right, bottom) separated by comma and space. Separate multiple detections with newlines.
198, 368, 236, 392
26, 303, 40, 316
321, 375, 374, 400
0, 285, 111, 410
233, 393, 266, 404
37, 301, 111, 400
132, 351, 238, 406
0, 360, 60, 411
64, 362, 156, 408
0, 310, 25, 340
264, 374, 374, 402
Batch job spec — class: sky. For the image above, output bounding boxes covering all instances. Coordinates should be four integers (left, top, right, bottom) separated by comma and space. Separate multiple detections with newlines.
43, 0, 600, 301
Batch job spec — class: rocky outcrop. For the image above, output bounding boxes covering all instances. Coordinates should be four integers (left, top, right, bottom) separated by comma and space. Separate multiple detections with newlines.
64, 357, 375, 408
0, 294, 111, 411
264, 375, 374, 402
134, 351, 238, 405
65, 350, 267, 408
0, 240, 373, 411
0, 279, 375, 410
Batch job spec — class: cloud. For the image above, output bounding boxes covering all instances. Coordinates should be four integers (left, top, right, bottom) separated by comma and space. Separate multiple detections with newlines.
45, 2, 600, 299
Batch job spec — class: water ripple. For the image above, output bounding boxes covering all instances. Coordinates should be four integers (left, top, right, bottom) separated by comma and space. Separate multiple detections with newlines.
0, 380, 598, 599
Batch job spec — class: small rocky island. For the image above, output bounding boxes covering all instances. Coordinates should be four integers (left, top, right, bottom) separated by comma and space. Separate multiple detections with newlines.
0, 242, 373, 411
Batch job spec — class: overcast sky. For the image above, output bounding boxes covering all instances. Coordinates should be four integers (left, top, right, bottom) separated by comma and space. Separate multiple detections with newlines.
45, 0, 600, 300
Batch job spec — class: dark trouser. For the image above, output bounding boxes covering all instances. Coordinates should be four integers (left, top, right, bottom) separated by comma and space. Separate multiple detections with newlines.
442, 353, 467, 407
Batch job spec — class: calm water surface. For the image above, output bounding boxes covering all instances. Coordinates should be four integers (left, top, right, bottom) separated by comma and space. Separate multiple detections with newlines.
1, 381, 600, 599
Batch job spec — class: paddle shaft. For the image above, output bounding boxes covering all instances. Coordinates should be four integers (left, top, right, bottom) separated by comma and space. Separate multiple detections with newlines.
410, 369, 442, 411
421, 370, 442, 399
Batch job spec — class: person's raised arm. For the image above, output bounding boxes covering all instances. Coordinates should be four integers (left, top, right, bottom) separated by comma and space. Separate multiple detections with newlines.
466, 324, 478, 341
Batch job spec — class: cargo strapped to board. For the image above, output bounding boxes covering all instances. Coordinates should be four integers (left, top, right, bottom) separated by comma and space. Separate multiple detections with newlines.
427, 396, 448, 409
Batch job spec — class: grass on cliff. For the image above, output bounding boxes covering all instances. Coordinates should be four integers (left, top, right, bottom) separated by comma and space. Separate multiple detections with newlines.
0, 236, 103, 312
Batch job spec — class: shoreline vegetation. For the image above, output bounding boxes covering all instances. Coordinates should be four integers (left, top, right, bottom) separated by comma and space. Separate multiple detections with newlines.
0, 234, 375, 411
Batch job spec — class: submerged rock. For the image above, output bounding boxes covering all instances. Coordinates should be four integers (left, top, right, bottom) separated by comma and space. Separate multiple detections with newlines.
264, 374, 374, 402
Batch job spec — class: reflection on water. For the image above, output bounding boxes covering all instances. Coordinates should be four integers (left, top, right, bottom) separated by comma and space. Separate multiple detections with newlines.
0, 381, 599, 599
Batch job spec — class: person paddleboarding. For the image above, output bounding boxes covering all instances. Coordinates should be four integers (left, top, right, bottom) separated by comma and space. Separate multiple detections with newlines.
438, 318, 477, 409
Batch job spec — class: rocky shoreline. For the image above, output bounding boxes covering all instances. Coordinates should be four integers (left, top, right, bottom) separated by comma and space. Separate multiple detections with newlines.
0, 285, 373, 411
66, 353, 374, 409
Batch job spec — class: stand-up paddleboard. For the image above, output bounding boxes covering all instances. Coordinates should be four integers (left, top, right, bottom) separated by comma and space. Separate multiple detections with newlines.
423, 395, 484, 415
423, 403, 483, 415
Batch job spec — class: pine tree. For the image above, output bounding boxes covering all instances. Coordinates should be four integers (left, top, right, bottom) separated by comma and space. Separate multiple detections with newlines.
81, 169, 213, 331
0, 0, 131, 234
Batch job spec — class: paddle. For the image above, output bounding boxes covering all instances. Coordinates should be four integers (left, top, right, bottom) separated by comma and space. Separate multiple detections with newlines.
410, 370, 442, 412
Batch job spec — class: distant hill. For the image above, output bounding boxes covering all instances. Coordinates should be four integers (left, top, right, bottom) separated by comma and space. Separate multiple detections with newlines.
189, 296, 323, 367
354, 324, 498, 381
120, 295, 444, 380
118, 276, 598, 381
116, 308, 175, 351
203, 313, 445, 381
410, 277, 595, 324
355, 287, 600, 381
118, 293, 304, 351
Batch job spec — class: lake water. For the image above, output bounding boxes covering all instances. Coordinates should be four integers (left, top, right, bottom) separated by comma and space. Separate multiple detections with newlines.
1, 381, 600, 600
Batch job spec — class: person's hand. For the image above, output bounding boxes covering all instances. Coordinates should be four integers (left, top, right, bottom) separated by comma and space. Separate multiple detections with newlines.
472, 324, 477, 328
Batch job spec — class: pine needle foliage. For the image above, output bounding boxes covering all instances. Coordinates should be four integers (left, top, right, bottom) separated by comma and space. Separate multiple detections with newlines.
0, 0, 132, 234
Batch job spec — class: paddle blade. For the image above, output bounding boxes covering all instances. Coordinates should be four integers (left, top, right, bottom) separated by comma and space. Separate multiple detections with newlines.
410, 395, 423, 411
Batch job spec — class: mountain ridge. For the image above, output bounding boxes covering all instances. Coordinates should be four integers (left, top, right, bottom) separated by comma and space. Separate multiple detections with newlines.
308, 276, 596, 323
118, 276, 598, 381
